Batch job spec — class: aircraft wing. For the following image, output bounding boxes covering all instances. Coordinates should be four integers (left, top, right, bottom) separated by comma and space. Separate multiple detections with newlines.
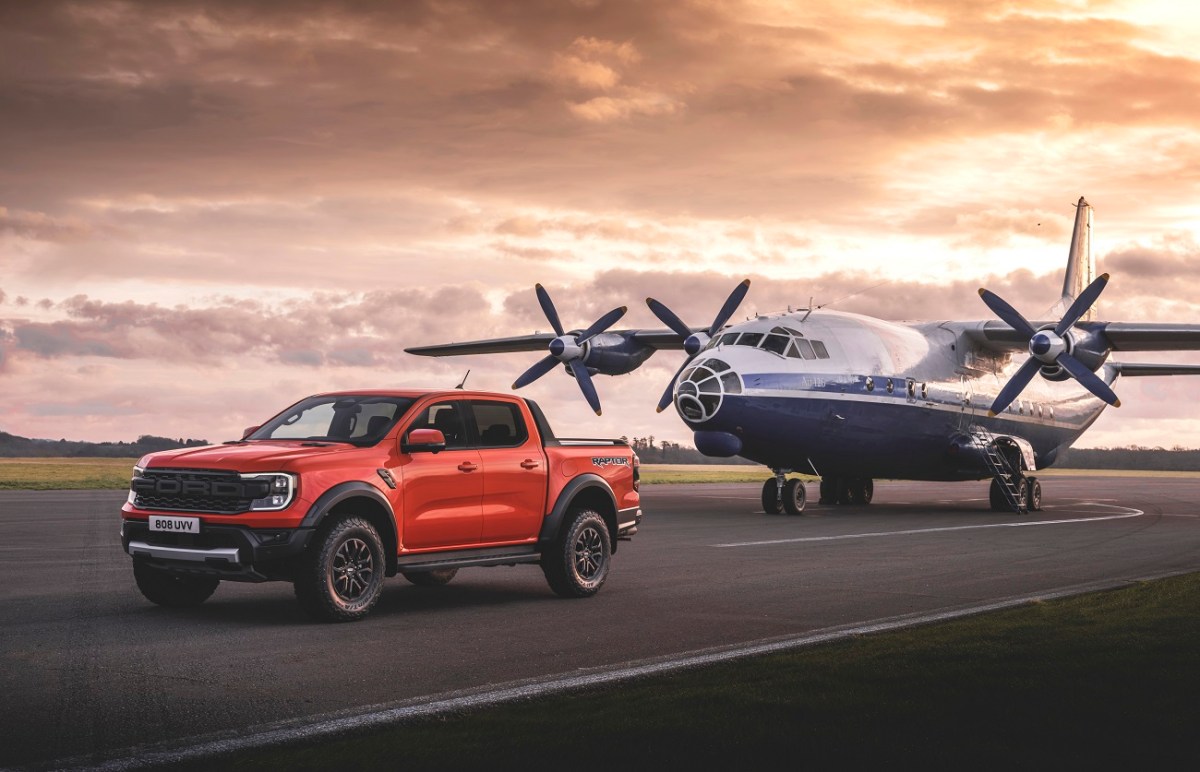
960, 321, 1200, 352
405, 333, 557, 356
405, 327, 700, 357
1110, 363, 1200, 376
1099, 323, 1200, 351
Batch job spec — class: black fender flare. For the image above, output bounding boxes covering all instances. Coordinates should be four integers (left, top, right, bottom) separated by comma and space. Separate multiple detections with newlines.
300, 481, 399, 571
538, 474, 618, 553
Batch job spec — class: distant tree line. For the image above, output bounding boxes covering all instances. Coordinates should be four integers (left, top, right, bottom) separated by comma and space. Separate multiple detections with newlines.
0, 431, 209, 458
620, 436, 756, 465
1057, 446, 1200, 471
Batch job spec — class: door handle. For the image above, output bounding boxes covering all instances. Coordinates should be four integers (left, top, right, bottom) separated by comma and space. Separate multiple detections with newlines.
457, 462, 478, 473
520, 459, 540, 469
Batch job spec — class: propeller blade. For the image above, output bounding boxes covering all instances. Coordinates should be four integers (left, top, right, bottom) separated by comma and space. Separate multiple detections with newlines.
535, 284, 565, 337
707, 279, 752, 336
988, 358, 1042, 416
1057, 353, 1121, 407
1054, 273, 1110, 335
978, 289, 1036, 339
568, 359, 603, 415
513, 354, 559, 390
656, 357, 695, 413
576, 305, 628, 343
646, 298, 694, 340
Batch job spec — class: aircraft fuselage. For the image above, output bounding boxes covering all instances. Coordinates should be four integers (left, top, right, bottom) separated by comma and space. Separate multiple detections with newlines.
674, 308, 1109, 481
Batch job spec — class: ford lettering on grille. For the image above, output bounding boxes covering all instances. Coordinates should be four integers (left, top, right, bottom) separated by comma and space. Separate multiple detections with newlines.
132, 470, 265, 514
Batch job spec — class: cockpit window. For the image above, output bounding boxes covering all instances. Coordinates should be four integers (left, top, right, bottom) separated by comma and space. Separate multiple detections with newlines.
791, 339, 816, 360
762, 334, 789, 355
714, 325, 832, 359
738, 333, 764, 347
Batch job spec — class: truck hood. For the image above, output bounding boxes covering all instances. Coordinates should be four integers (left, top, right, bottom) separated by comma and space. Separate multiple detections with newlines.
142, 441, 367, 472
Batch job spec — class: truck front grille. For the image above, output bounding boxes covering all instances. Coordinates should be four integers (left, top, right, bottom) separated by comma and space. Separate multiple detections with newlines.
132, 469, 259, 514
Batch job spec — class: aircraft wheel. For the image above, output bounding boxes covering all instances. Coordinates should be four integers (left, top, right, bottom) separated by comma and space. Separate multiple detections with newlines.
988, 478, 1007, 511
1026, 477, 1042, 512
782, 479, 806, 515
836, 477, 853, 505
762, 479, 783, 515
1014, 477, 1029, 514
850, 478, 874, 505
818, 477, 835, 505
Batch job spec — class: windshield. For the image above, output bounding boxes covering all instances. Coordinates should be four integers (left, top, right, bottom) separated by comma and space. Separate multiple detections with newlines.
247, 395, 415, 446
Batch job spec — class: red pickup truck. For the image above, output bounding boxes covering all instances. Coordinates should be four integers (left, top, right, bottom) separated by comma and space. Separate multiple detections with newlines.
120, 390, 641, 622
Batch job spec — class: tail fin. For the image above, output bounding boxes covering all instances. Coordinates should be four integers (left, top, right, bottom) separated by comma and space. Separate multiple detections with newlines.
1048, 196, 1096, 320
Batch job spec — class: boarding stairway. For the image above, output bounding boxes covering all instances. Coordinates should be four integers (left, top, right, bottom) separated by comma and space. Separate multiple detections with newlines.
968, 425, 1027, 514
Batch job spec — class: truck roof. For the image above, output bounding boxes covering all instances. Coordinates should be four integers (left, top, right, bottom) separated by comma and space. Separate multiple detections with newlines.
311, 389, 528, 401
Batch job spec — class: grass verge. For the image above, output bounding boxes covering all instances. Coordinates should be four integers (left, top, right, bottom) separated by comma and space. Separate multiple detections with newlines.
0, 457, 138, 490
174, 572, 1200, 770
2, 459, 1197, 489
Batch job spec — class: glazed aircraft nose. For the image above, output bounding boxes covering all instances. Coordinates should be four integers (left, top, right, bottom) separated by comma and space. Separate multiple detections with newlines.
674, 358, 742, 423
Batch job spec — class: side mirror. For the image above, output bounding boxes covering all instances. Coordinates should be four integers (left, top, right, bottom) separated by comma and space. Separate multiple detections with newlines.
402, 428, 446, 455
242, 425, 260, 439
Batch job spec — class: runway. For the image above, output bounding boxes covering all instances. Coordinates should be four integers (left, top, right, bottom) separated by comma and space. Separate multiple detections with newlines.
2, 475, 1199, 768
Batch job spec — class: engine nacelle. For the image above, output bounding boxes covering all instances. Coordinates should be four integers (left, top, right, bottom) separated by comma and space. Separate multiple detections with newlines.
577, 332, 657, 376
1039, 322, 1110, 382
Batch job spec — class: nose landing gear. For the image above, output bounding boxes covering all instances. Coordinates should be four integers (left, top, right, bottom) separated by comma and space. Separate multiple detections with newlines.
762, 470, 806, 515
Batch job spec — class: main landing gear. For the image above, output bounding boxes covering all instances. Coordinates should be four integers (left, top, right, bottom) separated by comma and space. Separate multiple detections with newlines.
762, 472, 878, 514
762, 470, 806, 515
818, 476, 874, 506
989, 475, 1042, 513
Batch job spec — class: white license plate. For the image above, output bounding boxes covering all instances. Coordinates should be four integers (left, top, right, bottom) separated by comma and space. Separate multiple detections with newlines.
149, 516, 200, 534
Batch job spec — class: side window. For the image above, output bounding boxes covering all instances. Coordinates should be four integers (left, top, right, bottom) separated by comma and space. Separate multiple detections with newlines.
408, 402, 469, 450
811, 340, 830, 359
470, 401, 529, 448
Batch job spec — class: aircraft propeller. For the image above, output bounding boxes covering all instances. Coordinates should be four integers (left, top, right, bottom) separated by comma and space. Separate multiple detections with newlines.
511, 284, 627, 416
978, 273, 1119, 416
646, 279, 752, 412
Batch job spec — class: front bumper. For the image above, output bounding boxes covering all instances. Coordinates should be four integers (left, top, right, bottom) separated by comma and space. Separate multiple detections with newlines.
121, 519, 314, 582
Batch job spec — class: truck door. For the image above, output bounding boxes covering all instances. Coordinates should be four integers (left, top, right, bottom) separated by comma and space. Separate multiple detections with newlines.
398, 400, 483, 550
468, 399, 548, 544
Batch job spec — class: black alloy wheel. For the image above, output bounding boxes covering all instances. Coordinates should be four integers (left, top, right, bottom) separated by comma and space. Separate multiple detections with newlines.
543, 508, 611, 598
294, 516, 386, 622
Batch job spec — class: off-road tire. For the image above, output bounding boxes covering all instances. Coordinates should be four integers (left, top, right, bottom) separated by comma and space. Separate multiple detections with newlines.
294, 516, 385, 622
133, 562, 219, 608
542, 508, 611, 598
402, 568, 458, 587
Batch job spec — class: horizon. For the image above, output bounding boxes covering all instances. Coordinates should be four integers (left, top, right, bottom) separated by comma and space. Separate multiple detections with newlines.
3, 0, 1200, 450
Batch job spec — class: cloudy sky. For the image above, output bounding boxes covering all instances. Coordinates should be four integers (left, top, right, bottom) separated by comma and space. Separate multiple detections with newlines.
2, 0, 1199, 450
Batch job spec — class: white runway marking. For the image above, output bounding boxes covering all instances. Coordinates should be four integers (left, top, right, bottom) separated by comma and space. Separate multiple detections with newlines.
713, 504, 1144, 548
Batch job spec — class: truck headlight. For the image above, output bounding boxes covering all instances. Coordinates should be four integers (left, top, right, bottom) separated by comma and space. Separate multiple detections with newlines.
242, 473, 296, 511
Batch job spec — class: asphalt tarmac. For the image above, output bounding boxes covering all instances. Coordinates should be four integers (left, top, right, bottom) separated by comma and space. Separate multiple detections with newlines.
2, 476, 1199, 768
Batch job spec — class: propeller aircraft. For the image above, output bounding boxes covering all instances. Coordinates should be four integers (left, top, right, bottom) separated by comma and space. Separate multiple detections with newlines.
407, 198, 1200, 515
